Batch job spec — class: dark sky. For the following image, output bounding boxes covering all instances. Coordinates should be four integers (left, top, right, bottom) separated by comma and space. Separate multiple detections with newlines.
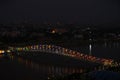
0, 0, 120, 25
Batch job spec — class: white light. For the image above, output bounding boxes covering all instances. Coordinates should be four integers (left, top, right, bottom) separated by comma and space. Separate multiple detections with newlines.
0, 50, 5, 53
1, 50, 5, 53
7, 50, 11, 53
89, 44, 92, 55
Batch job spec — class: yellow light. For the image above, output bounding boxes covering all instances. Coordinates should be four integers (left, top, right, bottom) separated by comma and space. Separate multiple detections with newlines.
48, 45, 51, 48
0, 50, 2, 54
103, 60, 112, 66
0, 50, 5, 54
7, 50, 11, 53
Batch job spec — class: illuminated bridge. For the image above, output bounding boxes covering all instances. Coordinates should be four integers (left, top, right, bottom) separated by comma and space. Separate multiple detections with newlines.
8, 44, 118, 67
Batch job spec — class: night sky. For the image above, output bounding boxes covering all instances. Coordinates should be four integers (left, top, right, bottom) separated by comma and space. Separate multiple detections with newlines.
0, 0, 120, 25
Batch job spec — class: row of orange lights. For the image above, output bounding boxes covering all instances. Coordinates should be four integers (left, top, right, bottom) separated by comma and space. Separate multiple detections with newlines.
10, 45, 114, 66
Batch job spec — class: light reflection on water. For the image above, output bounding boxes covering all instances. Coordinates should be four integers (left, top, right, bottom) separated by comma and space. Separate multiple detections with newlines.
89, 44, 92, 55
9, 55, 84, 77
4, 41, 120, 78
75, 41, 120, 60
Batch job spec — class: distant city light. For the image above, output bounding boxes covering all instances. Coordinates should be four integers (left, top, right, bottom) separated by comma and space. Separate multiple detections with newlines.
0, 50, 5, 54
7, 50, 11, 53
52, 30, 56, 34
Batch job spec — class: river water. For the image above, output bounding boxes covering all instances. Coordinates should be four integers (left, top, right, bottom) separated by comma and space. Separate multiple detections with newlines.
70, 41, 120, 60
0, 41, 120, 80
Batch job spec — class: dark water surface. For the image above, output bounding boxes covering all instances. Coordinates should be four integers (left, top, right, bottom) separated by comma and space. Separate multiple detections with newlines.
70, 42, 120, 60
0, 55, 42, 80
0, 42, 120, 80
